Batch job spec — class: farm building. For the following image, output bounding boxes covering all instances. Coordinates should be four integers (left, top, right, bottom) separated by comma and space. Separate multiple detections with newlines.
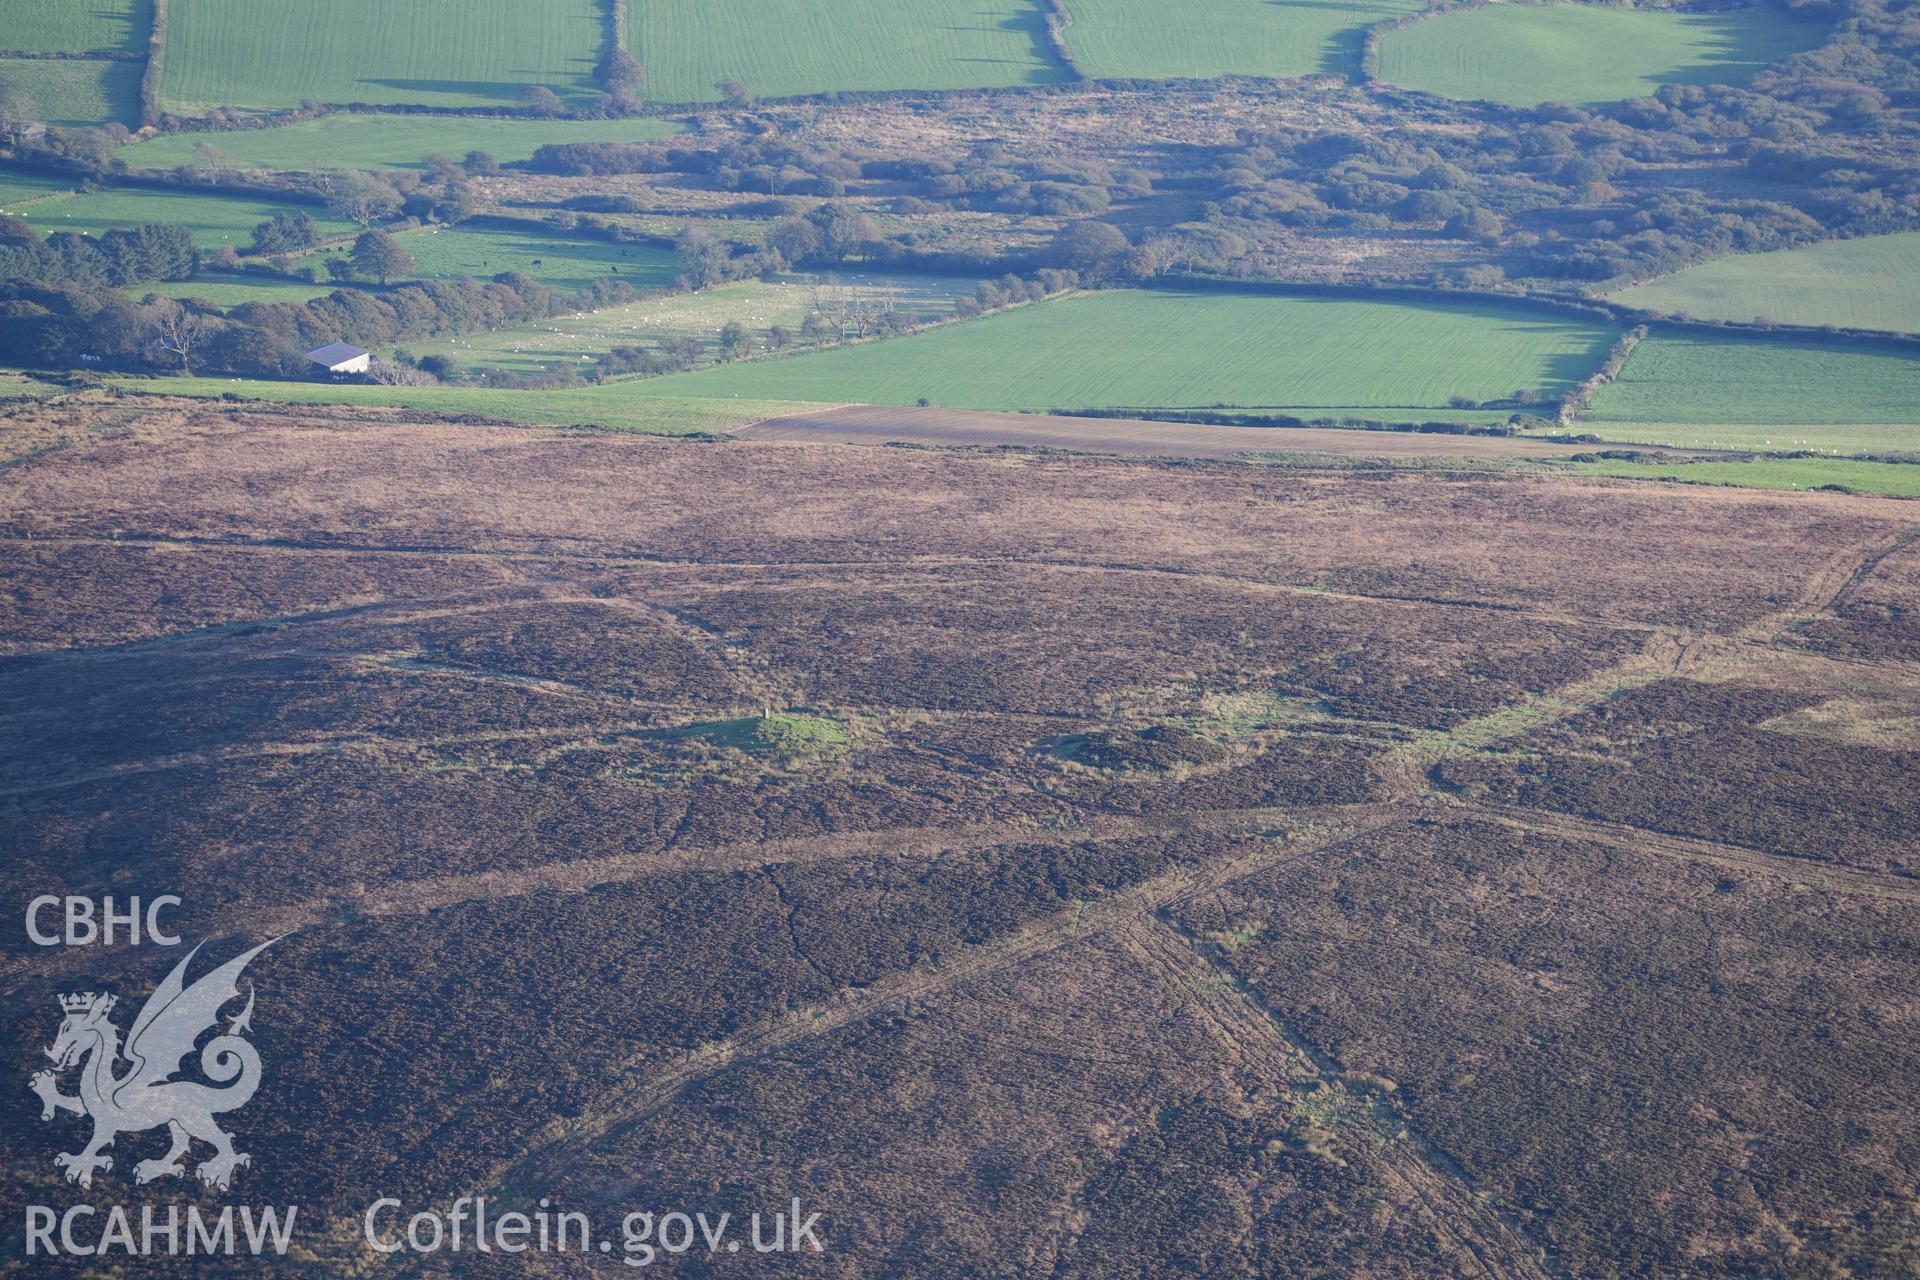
305, 343, 371, 374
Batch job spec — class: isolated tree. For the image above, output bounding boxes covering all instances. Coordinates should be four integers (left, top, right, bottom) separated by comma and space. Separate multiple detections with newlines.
351, 229, 414, 285
674, 227, 731, 289
1049, 220, 1129, 275
463, 150, 501, 177
142, 299, 212, 376
190, 142, 230, 178
422, 153, 460, 186
518, 85, 565, 118
718, 320, 754, 361
717, 78, 753, 108
324, 173, 403, 228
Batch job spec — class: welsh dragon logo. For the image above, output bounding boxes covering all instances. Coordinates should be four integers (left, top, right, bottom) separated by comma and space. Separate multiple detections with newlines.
29, 939, 276, 1191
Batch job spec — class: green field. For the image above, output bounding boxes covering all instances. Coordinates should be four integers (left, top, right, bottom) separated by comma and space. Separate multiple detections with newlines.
18, 186, 354, 248
626, 0, 1065, 103
0, 371, 64, 400
113, 378, 815, 434
1539, 456, 1920, 498
119, 115, 684, 174
1575, 332, 1920, 452
1377, 4, 1828, 107
1070, 0, 1423, 82
321, 225, 681, 294
0, 0, 151, 53
605, 288, 1619, 413
0, 168, 77, 209
1609, 233, 1920, 335
400, 271, 982, 375
160, 0, 603, 112
0, 56, 141, 125
144, 272, 340, 306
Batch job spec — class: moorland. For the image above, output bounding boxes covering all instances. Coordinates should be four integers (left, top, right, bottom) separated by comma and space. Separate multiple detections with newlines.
1, 397, 1916, 1277
1, 0, 1918, 1274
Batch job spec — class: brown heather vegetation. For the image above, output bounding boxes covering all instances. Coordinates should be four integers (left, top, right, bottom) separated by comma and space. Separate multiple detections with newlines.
1789, 534, 1920, 662
1435, 676, 1920, 873
1174, 816, 1920, 1278
0, 397, 1915, 1276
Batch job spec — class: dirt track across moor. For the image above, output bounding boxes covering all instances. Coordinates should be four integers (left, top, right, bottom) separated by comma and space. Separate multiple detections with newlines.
733, 403, 1615, 460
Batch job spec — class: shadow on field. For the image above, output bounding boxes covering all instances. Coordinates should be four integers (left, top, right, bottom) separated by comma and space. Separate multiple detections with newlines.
361, 78, 577, 104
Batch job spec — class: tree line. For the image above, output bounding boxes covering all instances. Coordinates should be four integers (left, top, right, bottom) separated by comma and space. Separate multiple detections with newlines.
0, 264, 649, 379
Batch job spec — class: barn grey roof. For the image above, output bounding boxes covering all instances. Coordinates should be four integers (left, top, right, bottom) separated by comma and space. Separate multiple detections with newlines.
305, 342, 370, 365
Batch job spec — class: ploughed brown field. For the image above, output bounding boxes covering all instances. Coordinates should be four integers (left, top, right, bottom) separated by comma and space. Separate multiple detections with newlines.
1, 398, 1916, 1277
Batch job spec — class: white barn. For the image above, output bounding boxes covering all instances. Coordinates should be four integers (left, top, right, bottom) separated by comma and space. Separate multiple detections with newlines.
305, 342, 371, 374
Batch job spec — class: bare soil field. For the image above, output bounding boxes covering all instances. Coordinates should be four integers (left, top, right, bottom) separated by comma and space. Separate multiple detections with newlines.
1, 397, 1914, 1276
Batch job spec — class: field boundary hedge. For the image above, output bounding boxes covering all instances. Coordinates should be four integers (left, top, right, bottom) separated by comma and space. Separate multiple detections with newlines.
1040, 0, 1084, 79
456, 211, 677, 251
1559, 325, 1646, 424
1157, 273, 1920, 356
1159, 273, 1625, 326
137, 0, 168, 128
1044, 405, 1536, 435
0, 50, 143, 62
1360, 0, 1489, 83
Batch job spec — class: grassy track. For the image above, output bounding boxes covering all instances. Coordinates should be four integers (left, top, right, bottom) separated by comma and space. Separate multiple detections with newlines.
625, 0, 1064, 103
399, 272, 981, 375
607, 288, 1619, 413
1377, 4, 1827, 106
332, 225, 681, 294
17, 186, 354, 248
1538, 456, 1920, 498
119, 116, 684, 174
1070, 0, 1423, 81
1575, 332, 1920, 452
0, 57, 141, 125
1609, 233, 1920, 335
0, 0, 151, 53
160, 0, 603, 112
113, 378, 816, 434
